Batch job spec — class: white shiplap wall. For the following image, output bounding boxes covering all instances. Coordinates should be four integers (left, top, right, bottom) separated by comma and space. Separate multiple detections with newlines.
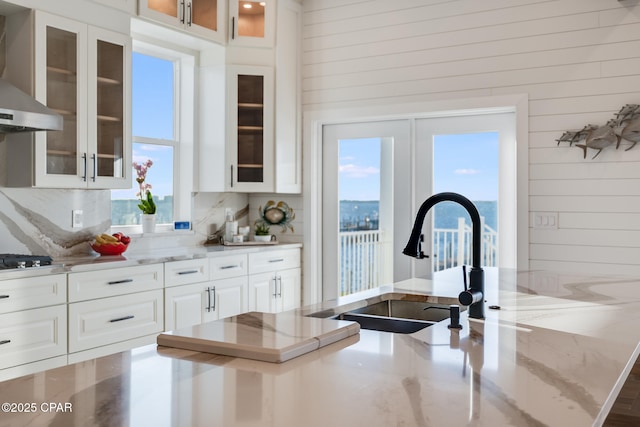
302, 0, 640, 275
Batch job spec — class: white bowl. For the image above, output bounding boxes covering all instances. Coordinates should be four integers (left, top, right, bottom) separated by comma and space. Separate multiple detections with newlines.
254, 235, 272, 242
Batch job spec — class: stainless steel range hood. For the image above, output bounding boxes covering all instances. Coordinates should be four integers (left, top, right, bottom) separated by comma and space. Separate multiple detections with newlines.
0, 78, 63, 133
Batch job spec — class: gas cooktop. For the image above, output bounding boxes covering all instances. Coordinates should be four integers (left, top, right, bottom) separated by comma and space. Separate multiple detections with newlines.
0, 254, 53, 269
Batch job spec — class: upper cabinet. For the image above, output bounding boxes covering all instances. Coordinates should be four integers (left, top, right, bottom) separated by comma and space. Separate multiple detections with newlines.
228, 0, 275, 48
139, 0, 226, 44
226, 65, 274, 192
4, 11, 131, 189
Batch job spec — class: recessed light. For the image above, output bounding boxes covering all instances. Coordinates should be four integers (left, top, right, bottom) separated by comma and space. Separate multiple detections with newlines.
259, 2, 266, 5
243, 3, 252, 8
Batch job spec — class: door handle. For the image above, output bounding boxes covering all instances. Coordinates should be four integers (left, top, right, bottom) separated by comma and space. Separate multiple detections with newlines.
187, 2, 192, 26
179, 0, 185, 23
91, 153, 97, 182
177, 270, 199, 275
107, 279, 133, 285
82, 152, 87, 181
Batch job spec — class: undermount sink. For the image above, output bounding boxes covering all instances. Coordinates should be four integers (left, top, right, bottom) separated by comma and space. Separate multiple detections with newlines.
312, 297, 467, 334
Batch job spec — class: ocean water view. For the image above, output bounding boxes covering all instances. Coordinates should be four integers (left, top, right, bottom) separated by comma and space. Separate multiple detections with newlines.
340, 200, 498, 231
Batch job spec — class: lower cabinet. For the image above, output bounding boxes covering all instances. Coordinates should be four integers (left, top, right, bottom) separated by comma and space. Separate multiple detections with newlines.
68, 289, 164, 356
248, 267, 301, 313
0, 305, 67, 372
165, 276, 248, 331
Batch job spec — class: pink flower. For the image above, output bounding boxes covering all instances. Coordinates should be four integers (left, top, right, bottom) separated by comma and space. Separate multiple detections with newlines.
133, 160, 153, 201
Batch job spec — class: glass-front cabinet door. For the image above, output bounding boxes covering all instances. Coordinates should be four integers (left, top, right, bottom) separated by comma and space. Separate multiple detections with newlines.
229, 0, 275, 47
34, 13, 87, 188
88, 27, 131, 189
139, 0, 225, 43
33, 12, 130, 189
227, 65, 274, 192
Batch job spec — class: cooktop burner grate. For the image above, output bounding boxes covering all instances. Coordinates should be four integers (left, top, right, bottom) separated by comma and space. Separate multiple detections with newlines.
0, 254, 53, 269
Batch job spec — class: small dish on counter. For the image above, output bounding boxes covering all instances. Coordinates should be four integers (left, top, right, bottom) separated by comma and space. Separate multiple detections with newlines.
90, 241, 129, 256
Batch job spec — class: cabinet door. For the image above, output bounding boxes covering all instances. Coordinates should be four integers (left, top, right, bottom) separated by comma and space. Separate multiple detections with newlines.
139, 0, 226, 43
277, 268, 300, 312
214, 276, 248, 319
165, 282, 205, 330
227, 65, 274, 192
34, 12, 88, 188
88, 26, 131, 189
248, 272, 276, 313
229, 0, 275, 47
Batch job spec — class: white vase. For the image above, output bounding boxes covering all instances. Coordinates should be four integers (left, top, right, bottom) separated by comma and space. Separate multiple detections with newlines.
254, 234, 272, 242
141, 214, 156, 233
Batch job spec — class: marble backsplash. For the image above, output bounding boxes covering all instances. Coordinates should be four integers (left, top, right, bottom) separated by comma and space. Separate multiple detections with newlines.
0, 188, 251, 258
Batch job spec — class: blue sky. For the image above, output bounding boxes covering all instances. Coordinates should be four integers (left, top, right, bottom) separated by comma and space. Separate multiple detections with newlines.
112, 53, 175, 200
339, 133, 499, 201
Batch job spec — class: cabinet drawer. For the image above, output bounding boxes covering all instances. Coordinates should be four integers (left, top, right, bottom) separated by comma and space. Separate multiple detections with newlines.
0, 305, 67, 369
0, 274, 67, 313
249, 249, 300, 275
68, 289, 163, 353
210, 254, 248, 280
68, 264, 163, 302
164, 258, 209, 287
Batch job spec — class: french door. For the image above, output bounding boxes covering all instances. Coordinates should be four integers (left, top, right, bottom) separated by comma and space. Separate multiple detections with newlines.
322, 121, 411, 299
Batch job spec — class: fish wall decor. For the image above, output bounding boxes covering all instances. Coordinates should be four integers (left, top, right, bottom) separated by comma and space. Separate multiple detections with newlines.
557, 104, 640, 159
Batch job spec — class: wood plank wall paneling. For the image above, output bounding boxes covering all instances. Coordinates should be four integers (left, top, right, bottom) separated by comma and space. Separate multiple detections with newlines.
302, 0, 640, 274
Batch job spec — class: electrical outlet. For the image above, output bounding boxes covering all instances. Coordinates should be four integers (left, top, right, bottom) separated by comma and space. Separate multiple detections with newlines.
72, 210, 83, 228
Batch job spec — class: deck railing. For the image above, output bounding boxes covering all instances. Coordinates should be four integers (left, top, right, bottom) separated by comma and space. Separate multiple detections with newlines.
339, 218, 498, 296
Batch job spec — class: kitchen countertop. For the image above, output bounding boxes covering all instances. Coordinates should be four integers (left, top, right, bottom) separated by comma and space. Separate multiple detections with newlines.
0, 242, 302, 278
1, 267, 639, 426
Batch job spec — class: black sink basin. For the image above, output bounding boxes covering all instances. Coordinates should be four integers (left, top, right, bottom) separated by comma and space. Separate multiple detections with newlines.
335, 313, 436, 334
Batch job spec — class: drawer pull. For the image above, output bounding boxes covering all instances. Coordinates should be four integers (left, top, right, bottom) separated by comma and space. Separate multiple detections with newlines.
0, 340, 10, 345
107, 279, 134, 285
268, 258, 285, 263
0, 295, 9, 299
220, 265, 239, 270
109, 315, 135, 323
177, 270, 199, 275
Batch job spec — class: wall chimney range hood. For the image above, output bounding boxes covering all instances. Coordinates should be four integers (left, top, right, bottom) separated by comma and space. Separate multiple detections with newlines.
0, 78, 63, 133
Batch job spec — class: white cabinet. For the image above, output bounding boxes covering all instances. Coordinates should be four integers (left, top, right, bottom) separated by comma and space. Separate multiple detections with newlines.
89, 0, 137, 15
164, 255, 248, 330
228, 0, 275, 48
139, 0, 226, 44
226, 65, 275, 192
5, 11, 131, 189
67, 264, 164, 361
0, 274, 68, 375
248, 249, 301, 313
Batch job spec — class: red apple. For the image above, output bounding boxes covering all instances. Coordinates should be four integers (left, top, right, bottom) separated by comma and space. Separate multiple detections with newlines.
120, 235, 131, 244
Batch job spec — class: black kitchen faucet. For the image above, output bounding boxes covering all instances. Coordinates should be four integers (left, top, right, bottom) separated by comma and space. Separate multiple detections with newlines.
403, 192, 485, 319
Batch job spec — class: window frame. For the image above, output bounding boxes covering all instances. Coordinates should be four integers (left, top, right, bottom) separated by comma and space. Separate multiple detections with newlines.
111, 40, 195, 235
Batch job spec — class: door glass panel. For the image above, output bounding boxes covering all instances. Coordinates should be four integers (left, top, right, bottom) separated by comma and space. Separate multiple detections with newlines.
192, 0, 218, 31
237, 74, 264, 183
147, 0, 178, 19
45, 26, 77, 176
96, 40, 124, 178
237, 1, 265, 38
338, 138, 390, 296
432, 132, 499, 272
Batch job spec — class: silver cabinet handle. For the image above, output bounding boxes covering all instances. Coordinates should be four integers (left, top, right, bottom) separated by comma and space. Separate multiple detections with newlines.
82, 152, 87, 181
187, 1, 192, 26
107, 279, 133, 285
110, 315, 134, 323
230, 165, 234, 188
0, 340, 10, 345
0, 295, 9, 299
277, 276, 282, 297
272, 277, 278, 298
179, 0, 185, 23
91, 153, 97, 182
206, 287, 216, 312
268, 258, 284, 263
220, 265, 239, 270
177, 270, 199, 275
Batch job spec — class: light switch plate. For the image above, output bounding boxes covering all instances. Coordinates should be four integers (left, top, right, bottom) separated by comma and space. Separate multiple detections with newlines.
532, 212, 558, 229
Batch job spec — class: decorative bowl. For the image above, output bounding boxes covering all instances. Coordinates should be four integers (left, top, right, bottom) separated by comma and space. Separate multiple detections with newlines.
90, 241, 129, 256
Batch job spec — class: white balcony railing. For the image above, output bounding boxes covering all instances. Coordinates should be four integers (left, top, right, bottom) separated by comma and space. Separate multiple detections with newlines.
339, 218, 498, 297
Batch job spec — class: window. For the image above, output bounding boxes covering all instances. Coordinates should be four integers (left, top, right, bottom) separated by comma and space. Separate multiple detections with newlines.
111, 42, 195, 233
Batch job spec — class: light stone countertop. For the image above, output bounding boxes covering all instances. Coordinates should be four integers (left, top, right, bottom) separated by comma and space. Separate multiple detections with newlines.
0, 267, 638, 426
0, 243, 302, 277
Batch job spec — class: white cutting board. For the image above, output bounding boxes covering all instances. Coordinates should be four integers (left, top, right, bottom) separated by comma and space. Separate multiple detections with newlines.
157, 312, 360, 363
